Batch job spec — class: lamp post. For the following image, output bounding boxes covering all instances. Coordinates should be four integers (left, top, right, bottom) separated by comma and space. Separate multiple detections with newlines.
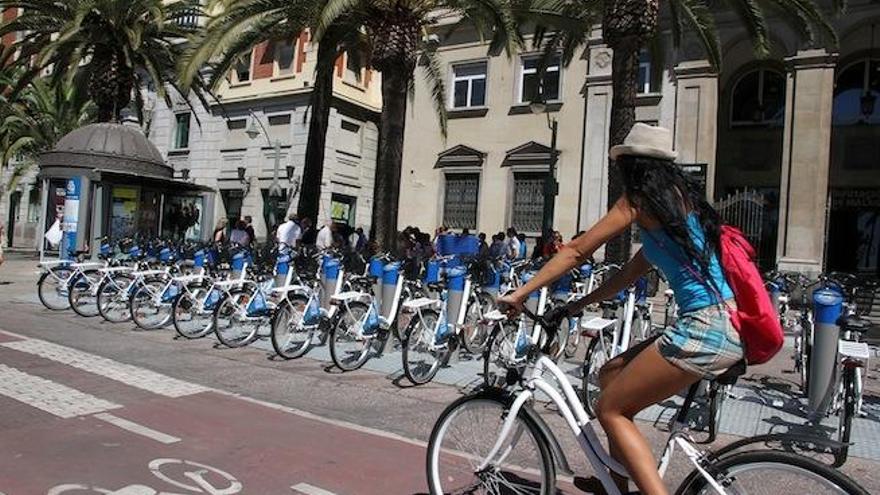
245, 110, 284, 200
530, 93, 559, 236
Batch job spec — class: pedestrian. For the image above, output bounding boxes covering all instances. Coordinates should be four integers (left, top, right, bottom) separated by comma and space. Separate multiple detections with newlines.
315, 220, 334, 250
478, 232, 489, 257
517, 233, 528, 259
276, 213, 302, 249
243, 216, 256, 246
0, 223, 5, 269
212, 218, 228, 244
505, 228, 521, 260
498, 124, 740, 495
229, 220, 251, 247
300, 218, 317, 245
349, 227, 367, 253
488, 233, 505, 259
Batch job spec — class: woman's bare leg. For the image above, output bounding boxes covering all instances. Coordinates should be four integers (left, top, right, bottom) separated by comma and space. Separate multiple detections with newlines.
596, 344, 701, 495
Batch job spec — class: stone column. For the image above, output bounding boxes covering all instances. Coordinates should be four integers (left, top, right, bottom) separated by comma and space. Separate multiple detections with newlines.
776, 49, 837, 274
673, 60, 719, 198
579, 37, 613, 236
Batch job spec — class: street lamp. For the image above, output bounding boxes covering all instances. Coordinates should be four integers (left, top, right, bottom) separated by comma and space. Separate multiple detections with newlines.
530, 91, 559, 237
245, 110, 284, 199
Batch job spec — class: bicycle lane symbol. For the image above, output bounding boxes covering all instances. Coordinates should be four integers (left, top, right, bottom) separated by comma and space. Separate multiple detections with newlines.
46, 458, 243, 495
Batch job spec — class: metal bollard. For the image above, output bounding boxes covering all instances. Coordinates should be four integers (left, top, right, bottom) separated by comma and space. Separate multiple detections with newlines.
445, 267, 468, 364
321, 255, 341, 308
274, 250, 291, 288
368, 257, 385, 307
230, 251, 246, 281
808, 286, 844, 415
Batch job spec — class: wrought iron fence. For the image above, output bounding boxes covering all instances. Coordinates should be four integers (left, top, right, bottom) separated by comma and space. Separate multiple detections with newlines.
443, 173, 479, 230
512, 172, 545, 233
715, 188, 766, 257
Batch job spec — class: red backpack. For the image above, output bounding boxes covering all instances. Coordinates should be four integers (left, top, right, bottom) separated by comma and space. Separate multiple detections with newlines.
719, 225, 784, 364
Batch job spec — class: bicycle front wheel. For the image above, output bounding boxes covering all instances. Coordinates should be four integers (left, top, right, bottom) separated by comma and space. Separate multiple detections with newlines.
677, 450, 868, 494
129, 279, 171, 330
402, 309, 445, 385
68, 269, 102, 317
582, 330, 614, 417
482, 321, 519, 389
426, 393, 555, 495
97, 273, 133, 323
173, 287, 214, 339
836, 366, 856, 465
460, 292, 493, 355
329, 301, 372, 371
38, 270, 71, 311
271, 295, 315, 359
213, 290, 262, 348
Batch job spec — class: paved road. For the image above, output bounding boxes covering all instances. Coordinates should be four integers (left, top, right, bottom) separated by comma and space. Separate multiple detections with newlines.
0, 255, 877, 494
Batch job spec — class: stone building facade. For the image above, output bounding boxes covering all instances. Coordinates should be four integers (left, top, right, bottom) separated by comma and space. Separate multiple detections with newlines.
399, 2, 880, 276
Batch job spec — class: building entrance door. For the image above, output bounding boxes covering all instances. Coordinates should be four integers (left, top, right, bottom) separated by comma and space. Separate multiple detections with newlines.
221, 190, 243, 233
828, 189, 880, 276
7, 191, 20, 247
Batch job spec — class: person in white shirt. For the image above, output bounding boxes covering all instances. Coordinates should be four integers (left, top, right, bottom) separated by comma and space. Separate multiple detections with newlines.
275, 213, 301, 249
505, 227, 521, 260
315, 221, 334, 250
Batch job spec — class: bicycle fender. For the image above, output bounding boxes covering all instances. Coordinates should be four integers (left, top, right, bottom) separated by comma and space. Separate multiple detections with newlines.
472, 387, 575, 477
709, 432, 846, 462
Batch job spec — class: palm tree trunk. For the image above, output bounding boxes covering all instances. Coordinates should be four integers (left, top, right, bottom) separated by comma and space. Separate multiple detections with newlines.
297, 33, 337, 223
604, 37, 640, 263
372, 68, 409, 250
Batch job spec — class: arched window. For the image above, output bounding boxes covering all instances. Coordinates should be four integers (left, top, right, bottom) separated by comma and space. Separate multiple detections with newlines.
833, 58, 880, 126
730, 68, 786, 126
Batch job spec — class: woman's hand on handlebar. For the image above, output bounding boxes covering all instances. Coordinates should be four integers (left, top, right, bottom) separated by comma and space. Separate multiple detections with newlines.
497, 293, 525, 318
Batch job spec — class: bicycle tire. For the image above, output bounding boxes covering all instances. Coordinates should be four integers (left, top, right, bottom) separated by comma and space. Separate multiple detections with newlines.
402, 309, 444, 385
129, 278, 172, 330
270, 295, 314, 359
172, 286, 214, 339
68, 269, 102, 318
582, 330, 613, 417
213, 288, 262, 348
836, 366, 856, 466
459, 291, 493, 355
675, 449, 869, 495
38, 270, 71, 311
97, 273, 134, 323
426, 393, 555, 495
329, 301, 372, 371
482, 320, 519, 389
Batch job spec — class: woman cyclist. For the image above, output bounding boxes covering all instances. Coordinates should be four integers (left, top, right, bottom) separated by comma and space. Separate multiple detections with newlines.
498, 123, 741, 495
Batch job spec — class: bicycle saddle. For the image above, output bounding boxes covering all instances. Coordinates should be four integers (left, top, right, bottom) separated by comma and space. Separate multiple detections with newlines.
715, 360, 747, 386
841, 316, 873, 333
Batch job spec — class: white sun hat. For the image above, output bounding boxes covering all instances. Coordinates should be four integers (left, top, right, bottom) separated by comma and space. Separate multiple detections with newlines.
609, 123, 677, 161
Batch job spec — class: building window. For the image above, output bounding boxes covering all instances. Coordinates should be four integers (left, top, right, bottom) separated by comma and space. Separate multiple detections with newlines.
172, 113, 191, 150
519, 55, 560, 103
511, 172, 546, 233
26, 184, 40, 223
833, 58, 880, 126
233, 52, 252, 83
338, 119, 362, 157
344, 52, 362, 83
443, 173, 480, 230
730, 68, 785, 126
274, 38, 295, 77
451, 61, 487, 108
268, 114, 291, 126
637, 50, 653, 94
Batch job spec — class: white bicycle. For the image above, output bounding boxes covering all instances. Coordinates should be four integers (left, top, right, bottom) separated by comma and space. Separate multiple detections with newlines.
426, 308, 869, 495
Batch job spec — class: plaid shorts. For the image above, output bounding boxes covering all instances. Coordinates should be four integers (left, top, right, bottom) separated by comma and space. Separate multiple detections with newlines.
656, 301, 744, 379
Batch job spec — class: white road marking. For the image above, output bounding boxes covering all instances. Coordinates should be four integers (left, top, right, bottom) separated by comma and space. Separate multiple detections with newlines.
291, 483, 338, 495
93, 413, 181, 444
1, 338, 208, 397
0, 364, 121, 418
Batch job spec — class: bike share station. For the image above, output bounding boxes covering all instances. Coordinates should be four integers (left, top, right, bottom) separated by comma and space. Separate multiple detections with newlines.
36, 123, 215, 260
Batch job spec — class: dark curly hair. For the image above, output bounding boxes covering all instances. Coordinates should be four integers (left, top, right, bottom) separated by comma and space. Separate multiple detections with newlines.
616, 155, 724, 295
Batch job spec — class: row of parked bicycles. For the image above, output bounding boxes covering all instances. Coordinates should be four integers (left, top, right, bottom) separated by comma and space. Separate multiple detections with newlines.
33, 236, 874, 493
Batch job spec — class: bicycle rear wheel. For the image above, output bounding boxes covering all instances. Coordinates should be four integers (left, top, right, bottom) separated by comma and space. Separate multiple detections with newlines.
402, 309, 445, 385
270, 295, 315, 359
426, 393, 554, 495
38, 270, 71, 310
676, 450, 868, 494
329, 301, 372, 371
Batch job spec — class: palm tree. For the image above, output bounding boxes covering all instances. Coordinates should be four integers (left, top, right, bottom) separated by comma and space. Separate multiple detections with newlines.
536, 0, 837, 262
0, 76, 95, 199
316, 0, 522, 249
178, 0, 367, 226
0, 0, 212, 123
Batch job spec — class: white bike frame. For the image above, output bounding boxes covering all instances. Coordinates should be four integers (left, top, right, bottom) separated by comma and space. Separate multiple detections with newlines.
472, 352, 729, 495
